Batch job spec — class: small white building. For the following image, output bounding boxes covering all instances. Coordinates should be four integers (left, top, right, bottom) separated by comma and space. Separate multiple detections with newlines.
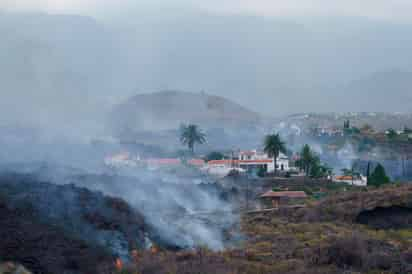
104, 152, 139, 168
238, 150, 290, 173
206, 150, 290, 176
333, 175, 368, 186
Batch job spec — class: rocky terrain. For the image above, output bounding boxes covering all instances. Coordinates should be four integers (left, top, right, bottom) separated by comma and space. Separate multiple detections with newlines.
2, 164, 412, 274
1, 169, 412, 274
0, 199, 112, 274
117, 184, 412, 274
0, 172, 155, 273
0, 168, 243, 272
299, 184, 412, 225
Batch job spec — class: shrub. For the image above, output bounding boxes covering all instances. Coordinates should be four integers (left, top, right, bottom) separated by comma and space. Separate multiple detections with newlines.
368, 164, 390, 187
205, 152, 225, 161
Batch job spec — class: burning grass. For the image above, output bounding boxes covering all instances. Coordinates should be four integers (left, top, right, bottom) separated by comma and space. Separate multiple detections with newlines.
114, 185, 412, 274
2, 171, 412, 274
113, 215, 412, 274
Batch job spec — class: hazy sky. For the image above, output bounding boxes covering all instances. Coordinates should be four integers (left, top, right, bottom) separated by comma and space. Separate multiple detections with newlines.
2, 0, 412, 22
1, 0, 412, 136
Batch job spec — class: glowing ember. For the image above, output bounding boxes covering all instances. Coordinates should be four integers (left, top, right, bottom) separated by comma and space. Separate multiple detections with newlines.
115, 258, 123, 271
150, 245, 159, 254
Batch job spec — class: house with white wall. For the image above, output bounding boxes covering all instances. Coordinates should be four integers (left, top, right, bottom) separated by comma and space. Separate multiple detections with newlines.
205, 150, 290, 176
238, 150, 290, 173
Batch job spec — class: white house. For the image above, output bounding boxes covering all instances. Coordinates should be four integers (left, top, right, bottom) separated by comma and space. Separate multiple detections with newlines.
205, 150, 290, 176
238, 150, 290, 173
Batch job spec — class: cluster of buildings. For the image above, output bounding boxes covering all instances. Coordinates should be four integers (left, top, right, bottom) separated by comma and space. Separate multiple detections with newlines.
309, 126, 344, 137
104, 149, 291, 177
204, 150, 290, 177
104, 152, 205, 170
104, 150, 370, 187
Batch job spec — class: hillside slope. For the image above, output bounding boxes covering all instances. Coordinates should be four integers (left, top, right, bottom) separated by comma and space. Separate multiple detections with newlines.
109, 90, 263, 133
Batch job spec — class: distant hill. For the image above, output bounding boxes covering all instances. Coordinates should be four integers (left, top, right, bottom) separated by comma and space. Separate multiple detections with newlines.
109, 91, 263, 134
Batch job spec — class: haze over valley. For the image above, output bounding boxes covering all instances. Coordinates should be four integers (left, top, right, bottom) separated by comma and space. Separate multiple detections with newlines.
1, 2, 412, 274
1, 8, 412, 140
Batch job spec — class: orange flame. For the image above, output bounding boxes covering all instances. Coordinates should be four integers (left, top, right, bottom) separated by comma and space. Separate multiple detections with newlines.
115, 258, 123, 272
150, 245, 159, 254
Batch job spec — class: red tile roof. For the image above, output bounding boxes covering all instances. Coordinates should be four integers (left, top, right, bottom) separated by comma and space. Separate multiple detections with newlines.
188, 159, 205, 166
208, 160, 238, 165
335, 176, 354, 181
239, 160, 273, 164
208, 159, 273, 165
260, 191, 307, 199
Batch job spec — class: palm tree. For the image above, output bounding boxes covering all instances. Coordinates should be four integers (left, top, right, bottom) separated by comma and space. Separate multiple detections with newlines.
296, 144, 315, 176
179, 124, 206, 154
263, 133, 287, 176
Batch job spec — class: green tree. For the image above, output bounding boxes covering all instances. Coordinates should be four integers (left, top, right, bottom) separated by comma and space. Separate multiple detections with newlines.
351, 127, 361, 134
263, 133, 287, 176
386, 128, 398, 140
309, 156, 331, 178
296, 144, 315, 176
403, 127, 412, 134
295, 146, 330, 178
205, 151, 225, 161
368, 163, 390, 187
257, 166, 266, 178
179, 124, 206, 154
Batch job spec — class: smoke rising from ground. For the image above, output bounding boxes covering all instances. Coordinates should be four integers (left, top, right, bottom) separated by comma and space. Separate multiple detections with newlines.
0, 134, 238, 251
63, 168, 239, 251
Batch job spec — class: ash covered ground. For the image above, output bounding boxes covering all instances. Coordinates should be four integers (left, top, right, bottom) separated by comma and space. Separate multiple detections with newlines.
0, 162, 242, 273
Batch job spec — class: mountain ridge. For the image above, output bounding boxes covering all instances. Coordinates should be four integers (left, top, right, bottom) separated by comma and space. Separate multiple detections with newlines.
109, 90, 263, 134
